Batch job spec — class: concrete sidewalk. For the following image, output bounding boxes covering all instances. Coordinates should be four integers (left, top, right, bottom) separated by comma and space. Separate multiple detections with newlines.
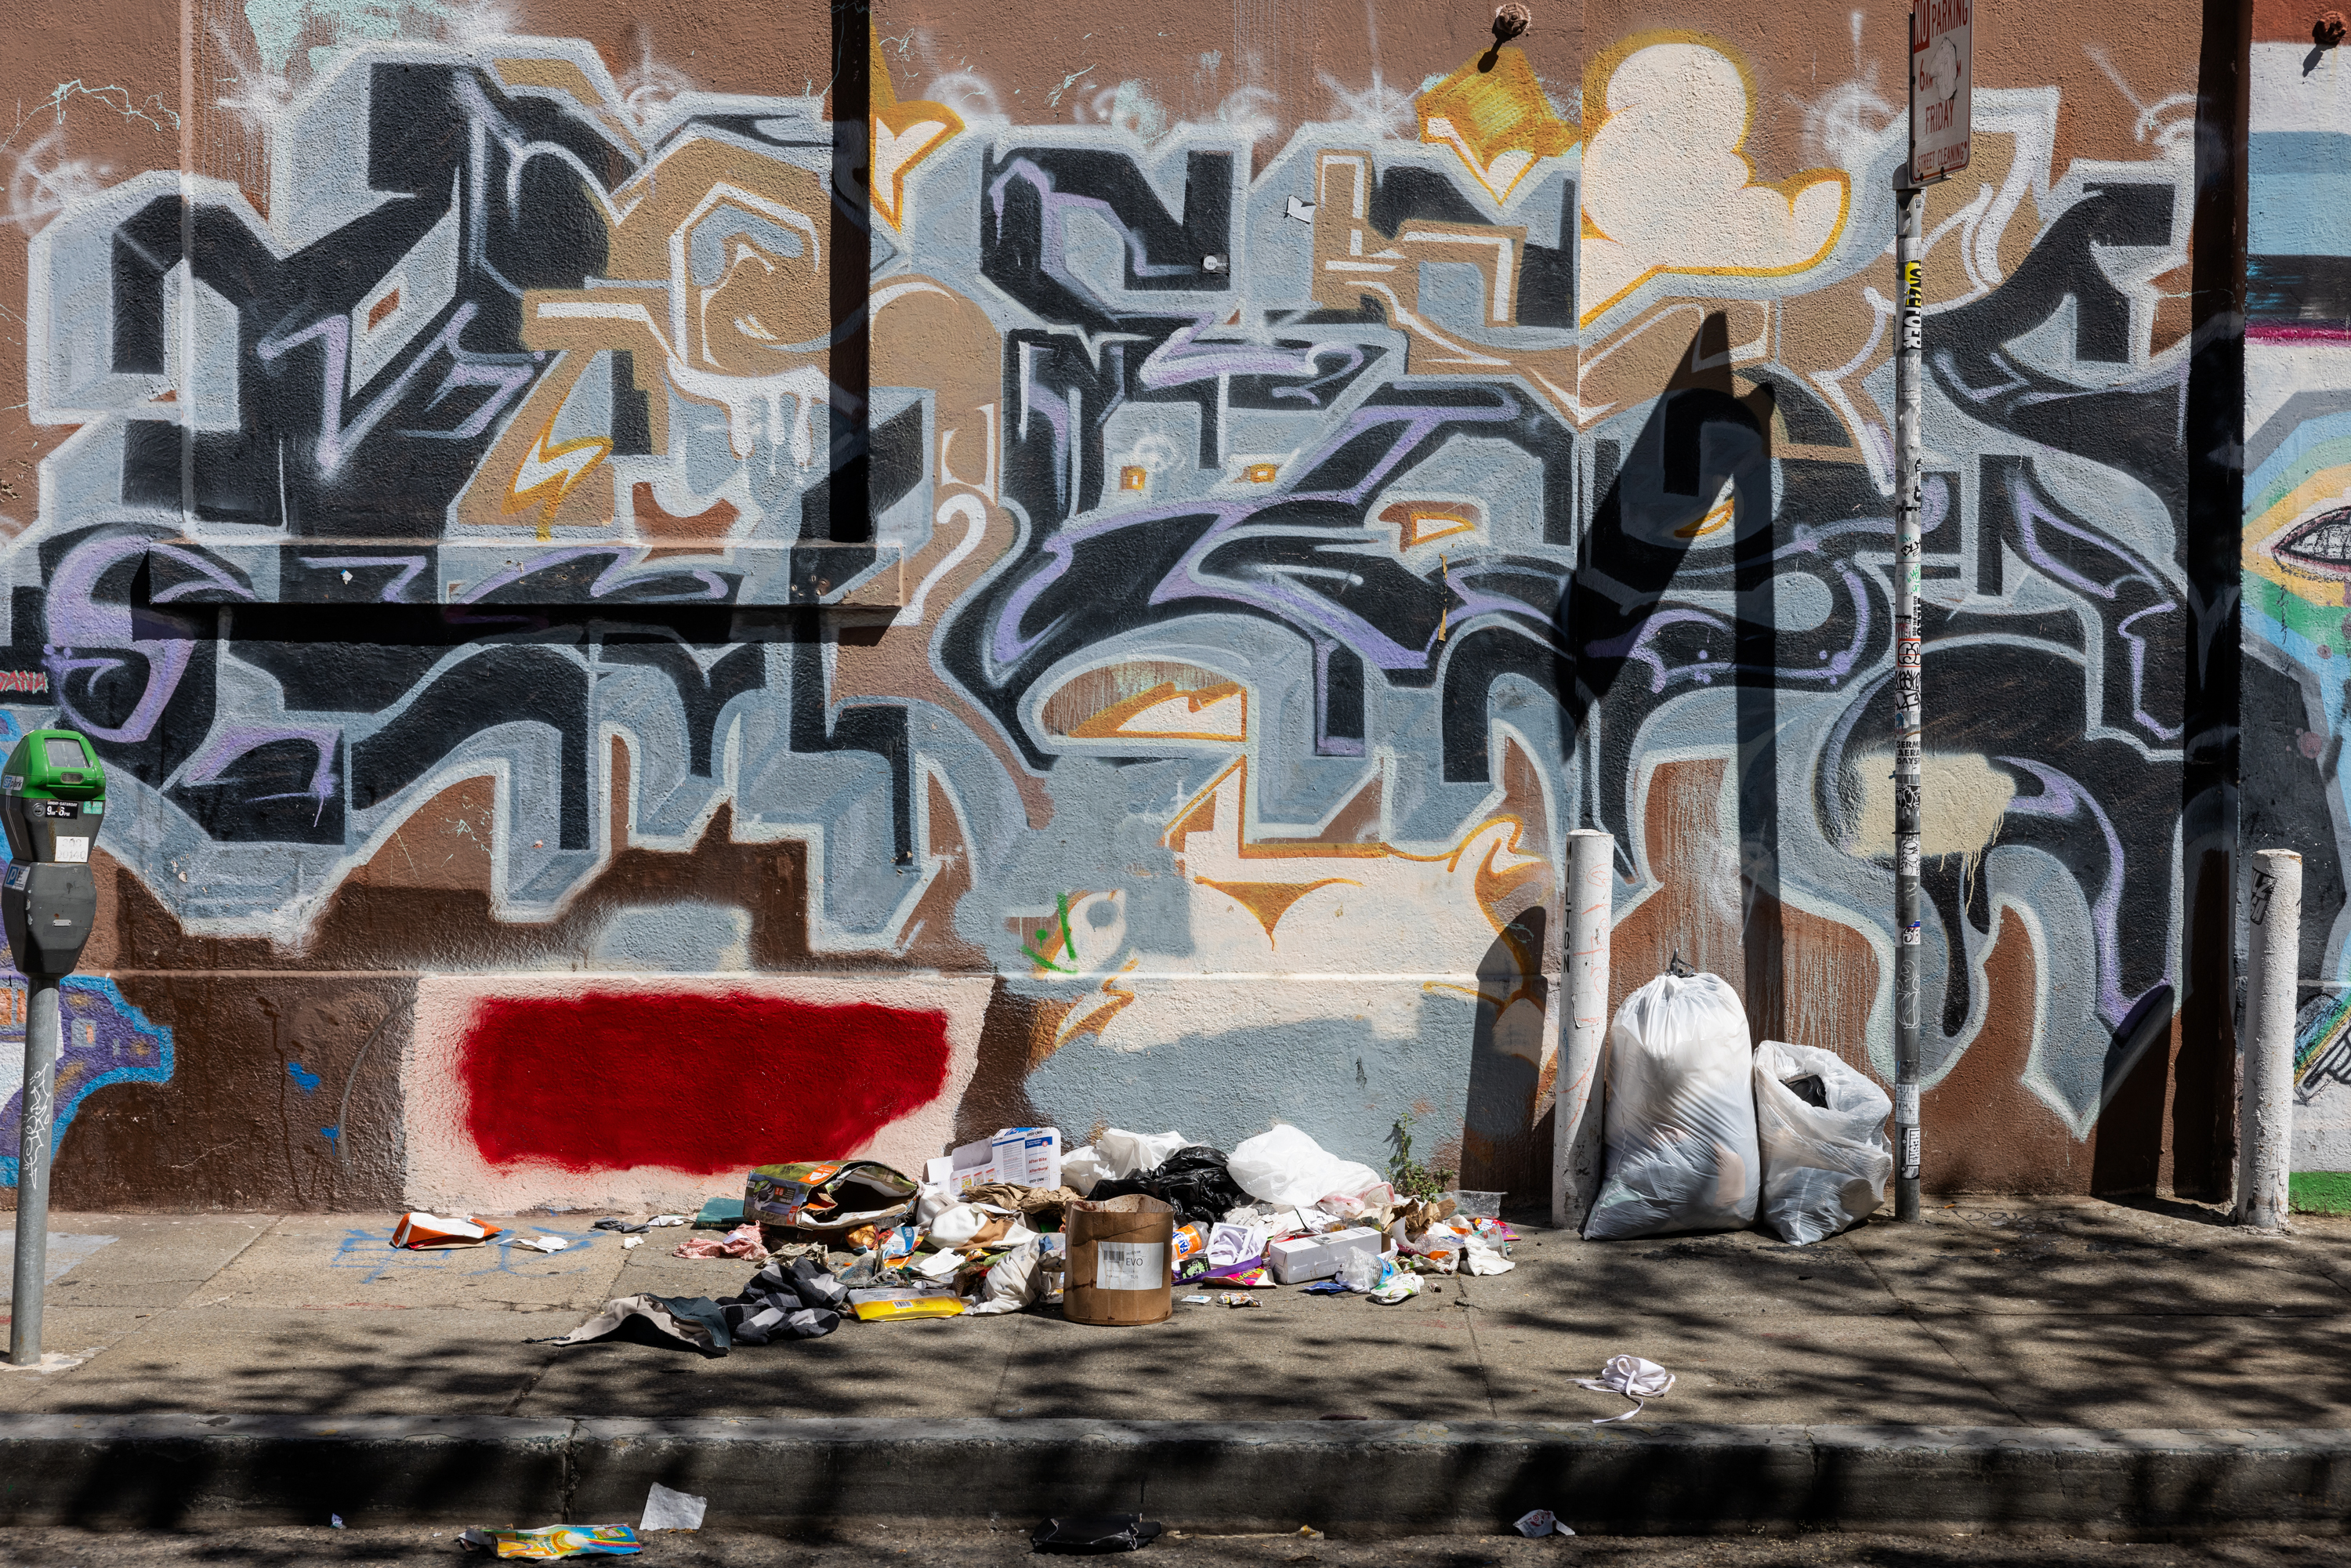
5, 1197, 2348, 1428
7, 1197, 2351, 1537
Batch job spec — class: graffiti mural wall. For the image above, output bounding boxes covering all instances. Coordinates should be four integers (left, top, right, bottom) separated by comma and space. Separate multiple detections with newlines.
2245, 8, 2351, 1183
0, 0, 2244, 1211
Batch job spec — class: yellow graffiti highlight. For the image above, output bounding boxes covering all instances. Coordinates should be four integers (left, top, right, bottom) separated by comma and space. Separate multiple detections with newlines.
504, 418, 611, 540
1415, 45, 1577, 203
870, 28, 964, 230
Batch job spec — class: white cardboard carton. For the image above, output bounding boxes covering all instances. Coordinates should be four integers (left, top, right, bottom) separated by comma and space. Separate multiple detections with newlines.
925, 1127, 1063, 1195
1267, 1226, 1382, 1284
991, 1126, 1063, 1190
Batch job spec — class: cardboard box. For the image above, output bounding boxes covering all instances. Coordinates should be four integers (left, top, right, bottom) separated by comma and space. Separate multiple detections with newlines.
925, 1137, 998, 1195
1267, 1226, 1382, 1284
991, 1126, 1063, 1190
925, 1126, 1063, 1194
1063, 1193, 1175, 1326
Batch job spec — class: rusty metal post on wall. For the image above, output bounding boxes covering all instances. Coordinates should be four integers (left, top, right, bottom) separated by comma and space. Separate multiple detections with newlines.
8, 978, 63, 1365
2237, 849, 2303, 1230
1890, 172, 1926, 1224
1554, 828, 1613, 1232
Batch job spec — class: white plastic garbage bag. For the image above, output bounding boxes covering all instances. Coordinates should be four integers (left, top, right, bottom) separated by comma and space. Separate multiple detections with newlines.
1585, 970, 1760, 1240
1093, 1128, 1190, 1179
965, 1238, 1045, 1315
1752, 1039, 1893, 1245
1059, 1144, 1108, 1196
1227, 1124, 1386, 1208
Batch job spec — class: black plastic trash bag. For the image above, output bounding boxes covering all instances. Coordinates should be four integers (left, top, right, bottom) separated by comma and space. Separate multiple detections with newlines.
1088, 1146, 1245, 1228
1032, 1514, 1164, 1553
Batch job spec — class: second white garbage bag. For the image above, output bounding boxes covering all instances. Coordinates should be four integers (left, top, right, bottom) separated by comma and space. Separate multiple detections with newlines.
1752, 1039, 1893, 1245
1585, 970, 1760, 1240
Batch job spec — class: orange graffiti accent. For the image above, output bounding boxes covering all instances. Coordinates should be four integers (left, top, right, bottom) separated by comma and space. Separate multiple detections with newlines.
869, 28, 964, 230
1242, 462, 1280, 483
366, 288, 402, 332
504, 418, 612, 541
1379, 501, 1480, 549
1415, 45, 1578, 201
1193, 876, 1360, 947
629, 482, 741, 557
1674, 491, 1737, 539
1165, 758, 1549, 934
1067, 680, 1248, 742
1058, 964, 1139, 1047
1119, 465, 1149, 491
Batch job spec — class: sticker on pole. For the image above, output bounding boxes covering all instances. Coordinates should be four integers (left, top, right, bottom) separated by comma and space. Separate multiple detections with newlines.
1911, 0, 1971, 183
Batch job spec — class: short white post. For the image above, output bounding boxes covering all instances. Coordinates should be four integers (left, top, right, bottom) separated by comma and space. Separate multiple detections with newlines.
2237, 848, 2302, 1230
1554, 828, 1613, 1232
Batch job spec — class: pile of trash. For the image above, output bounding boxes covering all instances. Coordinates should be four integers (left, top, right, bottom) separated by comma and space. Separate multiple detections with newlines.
388, 1120, 1518, 1360
1586, 966, 1896, 1246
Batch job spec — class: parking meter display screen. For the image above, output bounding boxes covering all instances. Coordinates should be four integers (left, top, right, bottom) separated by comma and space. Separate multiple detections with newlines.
42, 738, 82, 769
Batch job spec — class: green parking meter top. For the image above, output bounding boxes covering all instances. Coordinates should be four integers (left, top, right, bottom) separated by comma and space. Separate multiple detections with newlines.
1, 730, 103, 802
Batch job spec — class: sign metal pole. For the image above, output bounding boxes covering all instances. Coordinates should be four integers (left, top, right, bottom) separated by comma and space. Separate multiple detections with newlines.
1894, 0, 1969, 1221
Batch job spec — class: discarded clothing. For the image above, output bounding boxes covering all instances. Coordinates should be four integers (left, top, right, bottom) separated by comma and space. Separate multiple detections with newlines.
542, 1295, 734, 1357
718, 1256, 844, 1344
672, 1223, 766, 1261
1575, 1354, 1675, 1424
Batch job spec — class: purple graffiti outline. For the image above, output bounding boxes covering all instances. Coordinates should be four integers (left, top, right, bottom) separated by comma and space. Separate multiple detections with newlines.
258, 302, 491, 476
457, 548, 730, 603
991, 396, 1526, 675
43, 534, 197, 744
297, 556, 432, 603
1996, 755, 2134, 1028
178, 725, 342, 823
2002, 469, 2183, 743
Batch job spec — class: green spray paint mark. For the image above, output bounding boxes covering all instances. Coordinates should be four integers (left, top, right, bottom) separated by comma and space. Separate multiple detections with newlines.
1021, 892, 1079, 974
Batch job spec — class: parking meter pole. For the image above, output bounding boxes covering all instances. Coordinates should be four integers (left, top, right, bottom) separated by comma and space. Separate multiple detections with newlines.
8, 976, 60, 1365
0, 727, 107, 1364
1893, 176, 1925, 1223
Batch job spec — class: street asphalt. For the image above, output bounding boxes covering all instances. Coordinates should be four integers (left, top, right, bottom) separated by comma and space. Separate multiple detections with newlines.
2, 1525, 2349, 1565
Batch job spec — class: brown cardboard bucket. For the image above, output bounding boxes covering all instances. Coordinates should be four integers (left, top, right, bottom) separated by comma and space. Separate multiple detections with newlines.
1062, 1193, 1175, 1326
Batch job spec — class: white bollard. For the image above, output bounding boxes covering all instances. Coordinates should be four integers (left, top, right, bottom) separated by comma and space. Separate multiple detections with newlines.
2237, 848, 2302, 1230
1554, 828, 1614, 1232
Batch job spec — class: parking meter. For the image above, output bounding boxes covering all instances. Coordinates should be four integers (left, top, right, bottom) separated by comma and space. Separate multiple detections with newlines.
0, 729, 103, 978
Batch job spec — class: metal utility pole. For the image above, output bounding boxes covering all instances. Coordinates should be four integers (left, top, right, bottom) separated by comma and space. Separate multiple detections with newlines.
1892, 177, 1925, 1224
1893, 0, 1969, 1222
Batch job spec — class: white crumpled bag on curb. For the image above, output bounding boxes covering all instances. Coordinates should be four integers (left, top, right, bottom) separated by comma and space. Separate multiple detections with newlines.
1094, 1128, 1191, 1180
1228, 1124, 1385, 1208
1585, 971, 1760, 1240
1753, 1038, 1893, 1245
965, 1238, 1044, 1315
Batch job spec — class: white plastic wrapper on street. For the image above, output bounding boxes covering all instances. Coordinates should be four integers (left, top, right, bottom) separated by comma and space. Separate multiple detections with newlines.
1585, 971, 1760, 1240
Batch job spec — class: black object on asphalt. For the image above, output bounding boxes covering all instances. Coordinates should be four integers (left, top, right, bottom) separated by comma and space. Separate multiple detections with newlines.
1032, 1514, 1165, 1553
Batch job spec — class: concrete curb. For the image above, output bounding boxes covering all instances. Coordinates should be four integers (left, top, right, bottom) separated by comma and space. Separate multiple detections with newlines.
2, 1416, 2348, 1535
